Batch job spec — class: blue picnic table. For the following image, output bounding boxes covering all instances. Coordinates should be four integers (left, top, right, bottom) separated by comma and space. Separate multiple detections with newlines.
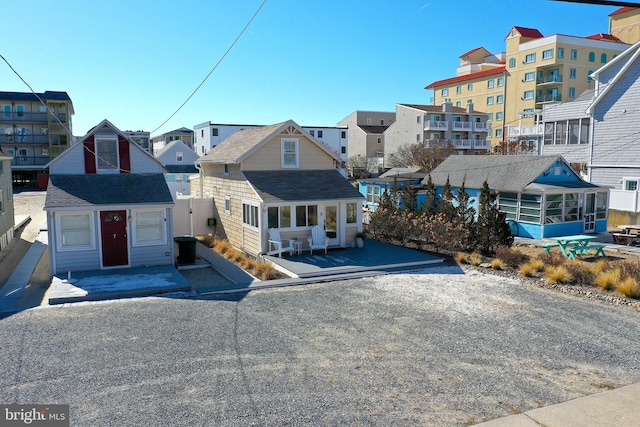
547, 235, 604, 259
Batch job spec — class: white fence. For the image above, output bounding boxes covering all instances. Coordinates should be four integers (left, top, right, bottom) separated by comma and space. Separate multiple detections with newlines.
173, 197, 215, 237
609, 189, 640, 213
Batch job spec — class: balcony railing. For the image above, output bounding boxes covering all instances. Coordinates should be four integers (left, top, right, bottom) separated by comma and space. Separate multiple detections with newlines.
424, 120, 448, 131
0, 112, 67, 124
10, 155, 50, 167
536, 94, 562, 103
425, 139, 490, 150
452, 121, 473, 131
473, 121, 490, 131
507, 124, 544, 137
472, 139, 490, 149
537, 75, 563, 85
0, 135, 50, 144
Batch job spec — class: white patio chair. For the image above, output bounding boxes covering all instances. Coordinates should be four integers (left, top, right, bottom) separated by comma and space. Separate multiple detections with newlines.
267, 228, 295, 258
307, 224, 329, 255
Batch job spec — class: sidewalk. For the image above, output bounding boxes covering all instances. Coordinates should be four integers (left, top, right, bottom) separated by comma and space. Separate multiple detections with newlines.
475, 382, 640, 426
0, 230, 47, 313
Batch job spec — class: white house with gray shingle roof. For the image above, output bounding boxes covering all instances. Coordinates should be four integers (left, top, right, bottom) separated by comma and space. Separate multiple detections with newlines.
44, 119, 175, 275
429, 155, 609, 239
191, 120, 364, 256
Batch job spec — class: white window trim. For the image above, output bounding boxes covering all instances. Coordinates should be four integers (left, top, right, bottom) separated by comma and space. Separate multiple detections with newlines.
95, 135, 120, 174
224, 195, 231, 214
176, 151, 183, 162
55, 211, 96, 252
132, 209, 167, 247
623, 178, 640, 191
242, 200, 260, 230
281, 138, 299, 168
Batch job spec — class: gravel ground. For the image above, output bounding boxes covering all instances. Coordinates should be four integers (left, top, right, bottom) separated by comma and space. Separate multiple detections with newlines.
1, 266, 639, 426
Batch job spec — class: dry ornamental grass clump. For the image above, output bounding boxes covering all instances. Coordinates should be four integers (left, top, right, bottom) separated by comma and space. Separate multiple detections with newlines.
563, 260, 596, 286
616, 277, 640, 299
455, 252, 468, 264
469, 252, 482, 266
528, 258, 544, 272
545, 265, 574, 284
490, 258, 505, 270
595, 269, 621, 291
536, 251, 565, 267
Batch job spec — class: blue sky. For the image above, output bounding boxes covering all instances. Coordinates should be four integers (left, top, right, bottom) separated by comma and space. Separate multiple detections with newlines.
1, 1, 622, 137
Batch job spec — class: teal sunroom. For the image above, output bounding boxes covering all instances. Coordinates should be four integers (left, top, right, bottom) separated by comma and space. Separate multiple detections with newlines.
429, 155, 608, 239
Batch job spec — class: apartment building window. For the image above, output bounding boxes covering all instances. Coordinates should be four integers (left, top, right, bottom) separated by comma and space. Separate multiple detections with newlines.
377, 137, 381, 144
309, 130, 315, 136
212, 128, 218, 136
523, 90, 534, 100
486, 112, 493, 122
497, 77, 504, 87
341, 146, 346, 154
201, 129, 204, 137
524, 71, 535, 82
588, 52, 595, 62
524, 53, 536, 63
467, 83, 473, 90
509, 58, 516, 68
601, 53, 607, 63
496, 112, 503, 121
495, 128, 503, 138
497, 95, 504, 104
3, 106, 10, 119
16, 105, 24, 117
416, 115, 421, 123
571, 49, 578, 60
542, 49, 553, 60
201, 146, 205, 154
486, 96, 493, 105
487, 80, 494, 89
416, 134, 421, 141
454, 85, 461, 94
558, 47, 564, 58
569, 87, 576, 98
341, 131, 346, 138
455, 101, 461, 107
441, 88, 448, 96
317, 130, 323, 138
570, 68, 576, 79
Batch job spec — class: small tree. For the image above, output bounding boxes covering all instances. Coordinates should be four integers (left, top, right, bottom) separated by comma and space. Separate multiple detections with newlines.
422, 174, 438, 216
439, 175, 457, 221
475, 180, 514, 255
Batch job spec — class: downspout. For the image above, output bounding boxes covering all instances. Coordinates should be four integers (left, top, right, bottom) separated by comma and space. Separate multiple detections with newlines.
588, 81, 598, 184
195, 161, 203, 198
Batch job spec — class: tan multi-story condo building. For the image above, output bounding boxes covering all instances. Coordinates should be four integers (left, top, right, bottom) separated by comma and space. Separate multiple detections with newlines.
0, 91, 74, 184
609, 7, 640, 45
426, 25, 628, 153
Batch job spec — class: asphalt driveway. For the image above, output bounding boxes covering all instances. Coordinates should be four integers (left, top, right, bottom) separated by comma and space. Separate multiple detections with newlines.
1, 267, 639, 426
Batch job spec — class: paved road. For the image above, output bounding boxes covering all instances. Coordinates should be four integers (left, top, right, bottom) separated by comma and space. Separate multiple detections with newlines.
1, 269, 639, 426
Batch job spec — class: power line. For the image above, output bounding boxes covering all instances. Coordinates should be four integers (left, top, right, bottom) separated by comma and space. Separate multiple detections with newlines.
150, 0, 268, 135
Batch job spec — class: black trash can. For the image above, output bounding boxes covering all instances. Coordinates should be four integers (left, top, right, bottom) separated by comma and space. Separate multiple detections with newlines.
174, 236, 197, 264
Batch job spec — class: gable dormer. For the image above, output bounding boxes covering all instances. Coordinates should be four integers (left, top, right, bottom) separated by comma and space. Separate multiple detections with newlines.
83, 133, 130, 174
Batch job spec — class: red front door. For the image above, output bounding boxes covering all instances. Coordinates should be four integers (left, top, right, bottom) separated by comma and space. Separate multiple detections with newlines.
100, 210, 128, 267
